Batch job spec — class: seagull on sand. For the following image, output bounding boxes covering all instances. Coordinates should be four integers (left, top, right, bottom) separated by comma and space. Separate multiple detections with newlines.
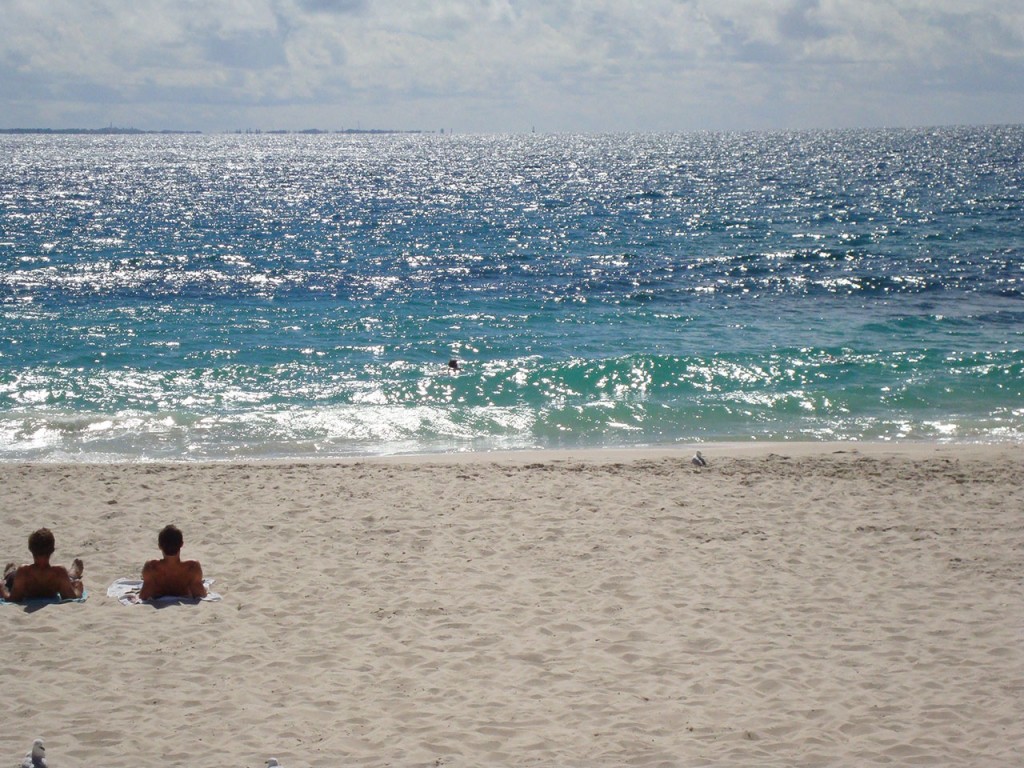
21, 739, 46, 768
691, 451, 708, 467
265, 759, 282, 768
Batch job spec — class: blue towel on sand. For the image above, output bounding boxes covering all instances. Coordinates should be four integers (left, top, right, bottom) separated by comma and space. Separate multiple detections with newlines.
0, 589, 88, 606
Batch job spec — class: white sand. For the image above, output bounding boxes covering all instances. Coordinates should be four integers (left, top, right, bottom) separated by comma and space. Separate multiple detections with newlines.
1, 443, 1021, 767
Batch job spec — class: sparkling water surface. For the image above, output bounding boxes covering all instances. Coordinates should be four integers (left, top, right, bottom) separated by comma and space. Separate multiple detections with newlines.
1, 127, 1022, 460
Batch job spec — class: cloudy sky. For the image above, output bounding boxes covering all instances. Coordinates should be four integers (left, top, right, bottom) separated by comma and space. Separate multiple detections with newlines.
2, 0, 1022, 133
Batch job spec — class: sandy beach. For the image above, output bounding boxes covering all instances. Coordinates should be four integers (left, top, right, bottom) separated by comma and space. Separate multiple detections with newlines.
1, 443, 1021, 767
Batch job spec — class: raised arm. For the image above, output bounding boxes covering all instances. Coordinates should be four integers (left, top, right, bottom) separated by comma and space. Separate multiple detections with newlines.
56, 567, 84, 599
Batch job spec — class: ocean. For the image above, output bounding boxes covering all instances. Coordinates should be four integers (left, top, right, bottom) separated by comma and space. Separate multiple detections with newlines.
1, 126, 1021, 461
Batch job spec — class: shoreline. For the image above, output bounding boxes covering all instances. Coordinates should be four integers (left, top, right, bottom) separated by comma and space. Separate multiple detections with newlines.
3, 439, 1020, 467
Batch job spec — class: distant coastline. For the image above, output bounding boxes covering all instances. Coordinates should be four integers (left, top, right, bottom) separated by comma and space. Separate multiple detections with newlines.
0, 127, 435, 135
0, 127, 201, 135
233, 128, 435, 135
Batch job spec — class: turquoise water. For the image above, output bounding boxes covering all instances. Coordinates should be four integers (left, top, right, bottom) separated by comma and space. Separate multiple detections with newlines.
1, 127, 1022, 460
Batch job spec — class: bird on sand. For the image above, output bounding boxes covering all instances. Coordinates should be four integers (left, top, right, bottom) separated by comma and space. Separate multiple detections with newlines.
691, 451, 708, 467
21, 739, 46, 768
265, 759, 282, 768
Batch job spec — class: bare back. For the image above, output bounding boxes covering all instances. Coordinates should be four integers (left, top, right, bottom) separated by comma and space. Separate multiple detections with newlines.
9, 563, 81, 601
139, 557, 206, 600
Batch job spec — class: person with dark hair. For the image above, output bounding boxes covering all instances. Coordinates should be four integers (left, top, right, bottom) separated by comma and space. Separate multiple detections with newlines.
139, 524, 207, 600
1, 528, 84, 602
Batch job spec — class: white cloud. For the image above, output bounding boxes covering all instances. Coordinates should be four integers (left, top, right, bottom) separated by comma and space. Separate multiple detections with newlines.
0, 0, 1021, 131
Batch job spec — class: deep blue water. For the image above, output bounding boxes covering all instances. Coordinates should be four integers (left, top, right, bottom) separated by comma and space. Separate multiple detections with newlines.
1, 126, 1022, 460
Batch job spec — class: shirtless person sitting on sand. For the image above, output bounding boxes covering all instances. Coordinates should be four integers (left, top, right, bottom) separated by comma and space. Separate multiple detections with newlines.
139, 524, 207, 600
1, 528, 84, 602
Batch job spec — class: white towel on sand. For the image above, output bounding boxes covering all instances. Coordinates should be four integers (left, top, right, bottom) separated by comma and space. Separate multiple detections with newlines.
107, 577, 221, 605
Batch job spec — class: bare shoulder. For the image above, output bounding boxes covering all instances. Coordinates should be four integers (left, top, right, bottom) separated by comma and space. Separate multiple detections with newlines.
14, 563, 59, 581
141, 558, 162, 574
